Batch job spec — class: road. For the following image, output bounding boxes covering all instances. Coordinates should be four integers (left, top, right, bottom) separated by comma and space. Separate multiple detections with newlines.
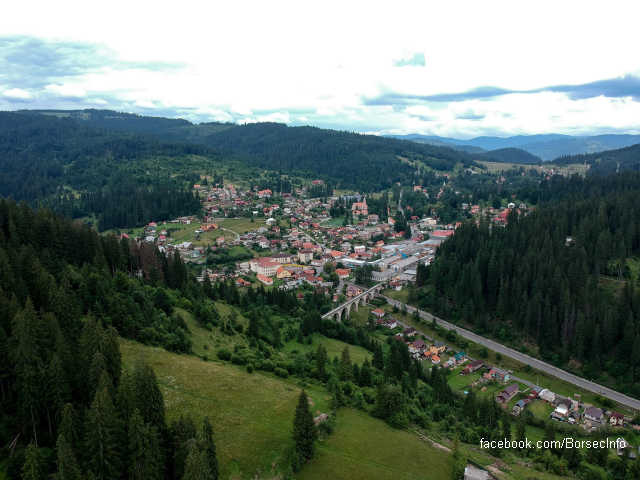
381, 294, 640, 412
219, 227, 240, 241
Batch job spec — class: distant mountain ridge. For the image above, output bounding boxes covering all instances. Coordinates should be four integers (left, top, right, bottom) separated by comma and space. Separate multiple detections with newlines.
480, 147, 542, 164
384, 133, 640, 161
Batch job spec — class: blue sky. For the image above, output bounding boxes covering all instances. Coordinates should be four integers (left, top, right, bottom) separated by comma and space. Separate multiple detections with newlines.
1, 1, 640, 138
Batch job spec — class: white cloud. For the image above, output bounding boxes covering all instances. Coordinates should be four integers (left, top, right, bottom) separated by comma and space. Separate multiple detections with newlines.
0, 1, 639, 135
1, 88, 34, 102
44, 83, 87, 100
230, 105, 253, 116
134, 99, 156, 109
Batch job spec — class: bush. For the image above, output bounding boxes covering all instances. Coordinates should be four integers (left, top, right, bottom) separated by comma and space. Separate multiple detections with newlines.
217, 349, 232, 361
246, 363, 254, 373
202, 355, 208, 361
231, 354, 246, 365
275, 367, 289, 379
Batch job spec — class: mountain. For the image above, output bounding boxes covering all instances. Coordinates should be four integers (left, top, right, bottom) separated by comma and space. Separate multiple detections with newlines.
480, 147, 542, 164
384, 133, 569, 151
521, 134, 640, 160
554, 142, 640, 174
19, 109, 488, 191
385, 133, 640, 160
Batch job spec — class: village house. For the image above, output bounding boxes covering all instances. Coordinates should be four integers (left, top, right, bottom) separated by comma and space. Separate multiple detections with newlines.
271, 253, 292, 264
384, 318, 398, 329
235, 278, 251, 288
497, 384, 519, 403
538, 388, 556, 403
610, 412, 625, 427
250, 257, 280, 277
430, 341, 446, 355
298, 249, 314, 263
256, 274, 273, 286
489, 367, 510, 381
346, 285, 363, 297
371, 308, 386, 318
513, 399, 527, 414
463, 359, 484, 375
407, 338, 426, 353
584, 406, 604, 423
431, 355, 441, 365
276, 266, 292, 279
335, 268, 350, 279
403, 327, 417, 337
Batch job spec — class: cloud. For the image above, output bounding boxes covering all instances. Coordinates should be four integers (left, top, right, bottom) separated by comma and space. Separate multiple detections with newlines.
393, 53, 426, 68
404, 105, 438, 121
44, 83, 87, 100
316, 107, 336, 116
133, 99, 156, 109
365, 75, 640, 105
1, 87, 34, 102
230, 105, 253, 115
298, 116, 308, 122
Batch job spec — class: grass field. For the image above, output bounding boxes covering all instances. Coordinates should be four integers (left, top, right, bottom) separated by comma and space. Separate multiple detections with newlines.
448, 370, 482, 391
282, 334, 372, 365
216, 217, 268, 235
323, 217, 344, 227
121, 340, 332, 479
528, 400, 554, 420
296, 408, 453, 480
175, 305, 251, 359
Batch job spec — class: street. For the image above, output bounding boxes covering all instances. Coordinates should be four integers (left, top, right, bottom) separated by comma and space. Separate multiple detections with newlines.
381, 295, 640, 412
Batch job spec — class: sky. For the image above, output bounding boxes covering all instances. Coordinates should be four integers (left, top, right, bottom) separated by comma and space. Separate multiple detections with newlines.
1, 1, 640, 139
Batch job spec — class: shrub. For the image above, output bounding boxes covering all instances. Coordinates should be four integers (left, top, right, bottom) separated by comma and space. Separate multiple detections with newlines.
246, 364, 254, 373
202, 355, 208, 362
275, 367, 289, 379
231, 354, 246, 365
217, 349, 232, 361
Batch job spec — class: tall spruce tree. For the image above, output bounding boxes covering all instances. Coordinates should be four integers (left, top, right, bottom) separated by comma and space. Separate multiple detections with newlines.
21, 441, 41, 480
201, 415, 219, 480
55, 435, 81, 480
292, 389, 317, 459
84, 388, 121, 480
182, 443, 211, 480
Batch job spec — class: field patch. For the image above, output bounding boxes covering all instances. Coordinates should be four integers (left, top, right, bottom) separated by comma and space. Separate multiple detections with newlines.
296, 408, 453, 480
121, 340, 330, 479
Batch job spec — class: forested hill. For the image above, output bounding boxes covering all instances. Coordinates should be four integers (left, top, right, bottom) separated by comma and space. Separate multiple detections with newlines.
0, 112, 246, 230
480, 147, 542, 165
417, 173, 640, 396
20, 109, 487, 191
554, 142, 640, 174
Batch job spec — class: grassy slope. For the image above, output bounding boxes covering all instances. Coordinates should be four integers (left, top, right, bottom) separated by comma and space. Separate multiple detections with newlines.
121, 340, 331, 479
297, 408, 452, 480
282, 334, 372, 365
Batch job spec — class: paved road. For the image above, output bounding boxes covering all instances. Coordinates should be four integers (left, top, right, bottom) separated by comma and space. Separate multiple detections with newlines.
381, 295, 640, 412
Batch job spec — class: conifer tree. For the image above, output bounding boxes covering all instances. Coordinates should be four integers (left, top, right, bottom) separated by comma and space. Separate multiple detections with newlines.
59, 404, 78, 452
372, 343, 384, 370
21, 441, 41, 480
84, 389, 121, 480
339, 346, 352, 381
133, 360, 165, 431
116, 370, 135, 427
127, 409, 159, 480
315, 344, 327, 380
182, 443, 211, 480
55, 435, 81, 480
292, 389, 317, 459
201, 415, 219, 480
47, 353, 70, 425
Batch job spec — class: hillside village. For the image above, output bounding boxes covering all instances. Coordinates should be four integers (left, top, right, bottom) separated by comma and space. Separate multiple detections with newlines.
123, 180, 533, 293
